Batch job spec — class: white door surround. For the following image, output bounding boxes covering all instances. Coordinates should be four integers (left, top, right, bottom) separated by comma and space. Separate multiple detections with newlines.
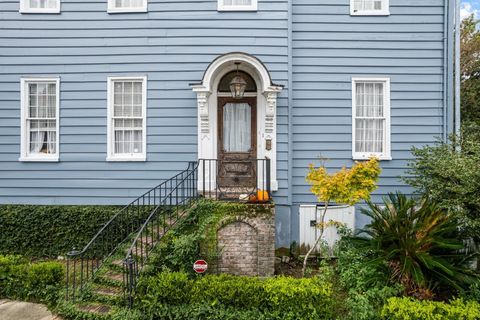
191, 52, 283, 191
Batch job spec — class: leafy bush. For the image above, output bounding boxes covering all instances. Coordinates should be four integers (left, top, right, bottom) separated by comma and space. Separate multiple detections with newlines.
137, 272, 335, 320
352, 193, 477, 298
0, 205, 121, 258
406, 128, 480, 254
335, 234, 403, 320
0, 254, 64, 304
381, 297, 480, 320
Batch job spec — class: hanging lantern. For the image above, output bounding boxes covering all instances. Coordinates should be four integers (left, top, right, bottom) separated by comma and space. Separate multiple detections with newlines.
229, 62, 247, 99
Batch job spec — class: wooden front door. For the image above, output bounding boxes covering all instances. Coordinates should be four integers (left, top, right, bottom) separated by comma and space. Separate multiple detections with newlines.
217, 97, 257, 190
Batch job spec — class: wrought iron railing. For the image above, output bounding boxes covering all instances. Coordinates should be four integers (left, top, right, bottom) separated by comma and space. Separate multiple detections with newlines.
65, 158, 271, 305
123, 162, 198, 306
65, 162, 197, 302
198, 158, 271, 201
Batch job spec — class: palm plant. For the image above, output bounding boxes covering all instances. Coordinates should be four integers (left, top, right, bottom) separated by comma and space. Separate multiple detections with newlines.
352, 192, 477, 299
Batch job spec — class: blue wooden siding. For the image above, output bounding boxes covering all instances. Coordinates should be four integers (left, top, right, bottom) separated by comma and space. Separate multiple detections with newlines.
291, 0, 449, 214
0, 0, 289, 205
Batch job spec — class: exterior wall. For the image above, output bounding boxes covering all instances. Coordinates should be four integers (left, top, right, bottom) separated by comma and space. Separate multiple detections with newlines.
0, 1, 453, 246
0, 0, 289, 205
291, 0, 451, 230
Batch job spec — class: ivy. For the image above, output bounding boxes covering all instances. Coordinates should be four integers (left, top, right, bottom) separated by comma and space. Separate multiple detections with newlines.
0, 205, 121, 258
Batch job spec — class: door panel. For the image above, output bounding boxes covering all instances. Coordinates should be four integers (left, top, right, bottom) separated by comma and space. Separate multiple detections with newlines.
217, 97, 257, 190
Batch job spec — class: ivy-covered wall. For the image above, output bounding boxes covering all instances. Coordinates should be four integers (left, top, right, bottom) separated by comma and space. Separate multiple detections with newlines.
0, 205, 120, 258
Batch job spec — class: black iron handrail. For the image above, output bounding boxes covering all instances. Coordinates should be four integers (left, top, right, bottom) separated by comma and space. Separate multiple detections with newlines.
65, 161, 197, 302
123, 162, 199, 306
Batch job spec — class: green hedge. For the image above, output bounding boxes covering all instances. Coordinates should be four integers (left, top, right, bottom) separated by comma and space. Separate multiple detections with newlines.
138, 272, 335, 320
381, 297, 480, 320
0, 205, 121, 258
0, 255, 64, 304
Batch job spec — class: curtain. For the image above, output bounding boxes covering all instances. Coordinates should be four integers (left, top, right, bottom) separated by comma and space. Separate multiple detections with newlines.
28, 83, 56, 155
223, 103, 251, 153
223, 0, 252, 5
353, 0, 382, 11
30, 130, 46, 153
355, 82, 385, 153
29, 0, 57, 9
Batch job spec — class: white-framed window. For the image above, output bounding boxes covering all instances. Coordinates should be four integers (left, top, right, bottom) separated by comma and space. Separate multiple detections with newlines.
218, 0, 257, 11
107, 76, 147, 161
20, 0, 61, 13
350, 0, 389, 16
20, 78, 60, 162
352, 77, 391, 160
107, 0, 147, 13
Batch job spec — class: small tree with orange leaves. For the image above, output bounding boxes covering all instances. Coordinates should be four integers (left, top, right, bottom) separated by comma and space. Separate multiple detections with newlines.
302, 157, 381, 276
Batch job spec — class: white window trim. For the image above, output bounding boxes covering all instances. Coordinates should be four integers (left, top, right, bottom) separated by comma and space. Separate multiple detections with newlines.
19, 77, 60, 162
19, 0, 61, 13
107, 76, 147, 162
352, 77, 392, 161
350, 0, 390, 16
107, 0, 148, 13
218, 0, 257, 11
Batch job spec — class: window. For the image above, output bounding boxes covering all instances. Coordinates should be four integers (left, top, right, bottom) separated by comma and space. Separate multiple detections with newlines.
218, 0, 257, 11
350, 0, 389, 16
107, 76, 147, 161
352, 78, 391, 160
20, 78, 60, 162
108, 0, 147, 13
20, 0, 60, 13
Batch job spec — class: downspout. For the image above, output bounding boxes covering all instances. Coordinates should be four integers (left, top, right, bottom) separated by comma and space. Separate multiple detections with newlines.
446, 0, 455, 136
443, 0, 449, 142
287, 0, 293, 206
455, 0, 461, 135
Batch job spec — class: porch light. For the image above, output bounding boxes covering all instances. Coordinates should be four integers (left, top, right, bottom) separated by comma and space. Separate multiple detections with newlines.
229, 62, 247, 99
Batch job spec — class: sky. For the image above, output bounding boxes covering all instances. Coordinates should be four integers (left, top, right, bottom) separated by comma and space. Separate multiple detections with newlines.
462, 0, 480, 19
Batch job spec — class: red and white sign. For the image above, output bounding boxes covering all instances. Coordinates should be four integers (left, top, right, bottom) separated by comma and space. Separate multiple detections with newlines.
193, 260, 208, 274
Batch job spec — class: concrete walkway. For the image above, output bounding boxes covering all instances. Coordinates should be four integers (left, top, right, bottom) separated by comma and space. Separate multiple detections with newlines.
0, 300, 60, 320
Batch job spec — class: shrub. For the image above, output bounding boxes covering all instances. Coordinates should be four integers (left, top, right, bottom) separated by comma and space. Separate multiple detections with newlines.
0, 205, 121, 258
406, 127, 480, 257
381, 297, 480, 320
0, 254, 64, 304
351, 193, 478, 298
335, 235, 403, 320
137, 272, 335, 320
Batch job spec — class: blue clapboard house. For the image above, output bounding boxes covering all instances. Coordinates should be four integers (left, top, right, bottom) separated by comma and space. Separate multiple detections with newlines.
0, 0, 460, 248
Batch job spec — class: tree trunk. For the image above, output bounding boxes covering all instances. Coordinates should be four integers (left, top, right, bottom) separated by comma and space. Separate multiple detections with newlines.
302, 203, 329, 277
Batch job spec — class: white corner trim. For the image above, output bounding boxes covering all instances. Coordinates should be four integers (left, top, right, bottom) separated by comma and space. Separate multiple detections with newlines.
351, 77, 391, 161
107, 0, 148, 13
106, 76, 148, 162
20, 0, 61, 13
217, 0, 257, 11
350, 0, 390, 16
19, 77, 61, 162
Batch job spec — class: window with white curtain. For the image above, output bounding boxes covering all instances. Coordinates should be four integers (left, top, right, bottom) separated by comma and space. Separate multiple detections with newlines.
350, 0, 389, 16
108, 0, 147, 13
20, 78, 60, 162
352, 78, 391, 160
218, 0, 257, 11
20, 0, 60, 13
107, 76, 147, 161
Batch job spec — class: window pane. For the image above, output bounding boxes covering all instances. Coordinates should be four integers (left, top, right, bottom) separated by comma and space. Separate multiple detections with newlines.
355, 119, 384, 153
29, 119, 56, 154
115, 0, 144, 8
223, 103, 251, 152
28, 82, 56, 119
356, 82, 384, 117
223, 0, 252, 5
114, 119, 143, 154
353, 0, 383, 11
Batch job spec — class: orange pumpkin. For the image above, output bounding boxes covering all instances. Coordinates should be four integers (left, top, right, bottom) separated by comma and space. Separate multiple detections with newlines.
256, 190, 269, 203
248, 194, 258, 203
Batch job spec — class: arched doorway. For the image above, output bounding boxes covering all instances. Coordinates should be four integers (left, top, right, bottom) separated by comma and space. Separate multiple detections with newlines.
191, 52, 283, 193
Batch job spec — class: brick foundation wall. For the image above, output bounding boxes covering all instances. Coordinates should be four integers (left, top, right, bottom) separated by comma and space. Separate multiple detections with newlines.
216, 204, 275, 276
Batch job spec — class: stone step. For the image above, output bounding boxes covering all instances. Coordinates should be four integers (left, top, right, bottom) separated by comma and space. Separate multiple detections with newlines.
102, 270, 124, 283
76, 303, 111, 315
92, 285, 122, 298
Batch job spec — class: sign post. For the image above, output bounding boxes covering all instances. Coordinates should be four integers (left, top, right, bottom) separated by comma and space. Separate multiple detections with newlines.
193, 260, 208, 274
